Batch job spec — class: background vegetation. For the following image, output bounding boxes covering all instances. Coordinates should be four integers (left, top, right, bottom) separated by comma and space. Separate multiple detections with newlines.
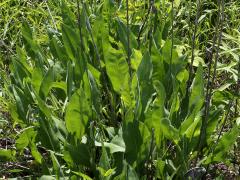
0, 0, 239, 179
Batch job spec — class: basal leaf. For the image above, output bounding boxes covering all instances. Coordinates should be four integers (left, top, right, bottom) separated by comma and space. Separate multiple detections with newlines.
65, 83, 91, 141
180, 65, 204, 134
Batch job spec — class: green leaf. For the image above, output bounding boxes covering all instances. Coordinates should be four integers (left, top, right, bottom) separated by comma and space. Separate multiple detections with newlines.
0, 149, 16, 162
63, 142, 91, 167
62, 24, 80, 61
16, 127, 36, 151
145, 81, 166, 147
162, 40, 178, 65
67, 62, 74, 97
11, 58, 31, 87
103, 38, 132, 106
104, 128, 125, 153
151, 45, 165, 83
137, 51, 153, 84
87, 70, 101, 114
103, 40, 129, 93
114, 161, 139, 180
131, 49, 142, 71
123, 121, 150, 167
30, 143, 43, 164
12, 85, 29, 122
50, 151, 63, 178
72, 171, 93, 180
206, 125, 240, 163
39, 66, 56, 99
104, 168, 116, 177
39, 176, 55, 180
49, 35, 67, 62
180, 65, 204, 134
65, 84, 91, 141
160, 118, 179, 142
115, 19, 138, 54
99, 145, 111, 172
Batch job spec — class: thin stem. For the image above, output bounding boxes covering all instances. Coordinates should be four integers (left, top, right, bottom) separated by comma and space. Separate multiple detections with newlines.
76, 0, 84, 53
126, 0, 131, 77
45, 0, 57, 30
216, 101, 233, 148
137, 0, 153, 49
83, 2, 101, 67
235, 59, 240, 117
198, 0, 225, 153
170, 0, 174, 77
187, 0, 201, 94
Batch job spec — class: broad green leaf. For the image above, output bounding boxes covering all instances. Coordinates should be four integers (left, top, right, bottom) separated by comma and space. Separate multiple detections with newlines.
0, 149, 16, 162
62, 24, 79, 61
103, 41, 129, 93
22, 22, 40, 55
162, 40, 178, 65
104, 168, 116, 177
137, 51, 153, 84
30, 143, 43, 164
160, 118, 179, 142
39, 66, 56, 99
151, 45, 165, 83
49, 35, 67, 62
103, 38, 132, 106
12, 85, 29, 122
115, 19, 138, 54
50, 151, 63, 178
131, 49, 142, 71
16, 127, 36, 151
88, 70, 101, 114
145, 81, 166, 147
72, 171, 93, 180
136, 52, 154, 119
39, 176, 55, 180
65, 84, 91, 141
104, 128, 125, 153
206, 125, 240, 163
64, 142, 91, 167
180, 65, 204, 134
31, 68, 43, 94
114, 161, 139, 180
156, 160, 166, 179
206, 109, 223, 145
11, 58, 31, 87
99, 146, 111, 172
123, 121, 150, 167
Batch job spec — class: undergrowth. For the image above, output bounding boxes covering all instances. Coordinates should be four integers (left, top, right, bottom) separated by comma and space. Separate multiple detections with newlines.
0, 0, 239, 179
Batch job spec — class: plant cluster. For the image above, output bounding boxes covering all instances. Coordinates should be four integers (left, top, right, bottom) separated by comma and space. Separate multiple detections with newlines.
0, 0, 239, 179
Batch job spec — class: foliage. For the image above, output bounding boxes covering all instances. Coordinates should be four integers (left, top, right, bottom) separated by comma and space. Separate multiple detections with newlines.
0, 0, 239, 179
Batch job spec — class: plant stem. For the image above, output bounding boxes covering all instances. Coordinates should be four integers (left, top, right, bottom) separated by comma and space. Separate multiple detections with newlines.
198, 0, 225, 153
76, 0, 84, 53
170, 0, 174, 77
126, 0, 131, 77
187, 0, 201, 94
235, 58, 240, 117
137, 0, 153, 49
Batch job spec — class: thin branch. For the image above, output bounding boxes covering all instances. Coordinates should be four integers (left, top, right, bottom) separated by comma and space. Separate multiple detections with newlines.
186, 0, 201, 94
235, 59, 240, 117
216, 101, 233, 148
170, 0, 174, 76
137, 0, 153, 48
126, 0, 131, 77
198, 0, 225, 153
76, 0, 84, 53
45, 0, 57, 30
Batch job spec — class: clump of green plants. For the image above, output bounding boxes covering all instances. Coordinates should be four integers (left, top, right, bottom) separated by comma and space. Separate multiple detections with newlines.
0, 0, 239, 179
